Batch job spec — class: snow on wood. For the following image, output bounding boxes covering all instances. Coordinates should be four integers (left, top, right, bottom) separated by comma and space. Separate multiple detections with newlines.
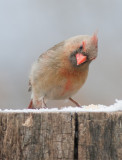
0, 99, 122, 113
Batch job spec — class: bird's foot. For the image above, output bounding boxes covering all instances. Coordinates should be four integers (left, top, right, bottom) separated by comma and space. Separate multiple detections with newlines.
28, 97, 47, 109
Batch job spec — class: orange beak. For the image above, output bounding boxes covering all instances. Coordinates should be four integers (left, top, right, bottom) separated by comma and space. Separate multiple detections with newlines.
76, 53, 87, 65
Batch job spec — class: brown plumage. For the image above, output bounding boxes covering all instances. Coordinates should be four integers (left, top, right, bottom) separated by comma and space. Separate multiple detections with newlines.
28, 34, 98, 109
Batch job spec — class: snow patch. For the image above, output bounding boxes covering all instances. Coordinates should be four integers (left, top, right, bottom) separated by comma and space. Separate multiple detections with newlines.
0, 99, 122, 113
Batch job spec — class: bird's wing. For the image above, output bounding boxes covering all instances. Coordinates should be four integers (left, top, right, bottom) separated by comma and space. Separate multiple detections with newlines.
38, 41, 65, 60
28, 41, 65, 92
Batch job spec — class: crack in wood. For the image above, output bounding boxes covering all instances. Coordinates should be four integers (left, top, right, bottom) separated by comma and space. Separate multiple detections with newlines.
74, 112, 78, 160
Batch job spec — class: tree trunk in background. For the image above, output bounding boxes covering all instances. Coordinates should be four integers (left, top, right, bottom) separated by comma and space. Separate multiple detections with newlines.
0, 112, 121, 160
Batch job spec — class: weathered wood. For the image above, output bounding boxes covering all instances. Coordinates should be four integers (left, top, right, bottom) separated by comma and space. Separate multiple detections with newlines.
78, 112, 122, 160
0, 111, 121, 160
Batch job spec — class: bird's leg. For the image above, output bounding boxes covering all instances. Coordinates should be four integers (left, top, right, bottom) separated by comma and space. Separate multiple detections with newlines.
28, 99, 34, 109
42, 97, 47, 109
69, 97, 82, 108
32, 96, 47, 109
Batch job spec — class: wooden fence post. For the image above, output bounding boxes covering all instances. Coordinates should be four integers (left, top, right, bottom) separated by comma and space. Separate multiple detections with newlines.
0, 111, 122, 160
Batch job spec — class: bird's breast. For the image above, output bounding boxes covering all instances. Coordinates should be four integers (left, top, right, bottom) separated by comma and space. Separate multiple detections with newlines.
32, 62, 89, 100
58, 67, 89, 98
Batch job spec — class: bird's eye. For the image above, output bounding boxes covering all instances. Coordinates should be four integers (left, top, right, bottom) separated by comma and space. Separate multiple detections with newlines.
79, 45, 83, 50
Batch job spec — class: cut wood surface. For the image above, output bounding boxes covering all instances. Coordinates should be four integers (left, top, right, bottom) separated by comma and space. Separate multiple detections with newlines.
0, 111, 121, 160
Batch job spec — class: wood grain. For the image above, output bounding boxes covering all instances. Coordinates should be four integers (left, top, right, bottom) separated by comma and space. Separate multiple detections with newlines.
0, 112, 121, 160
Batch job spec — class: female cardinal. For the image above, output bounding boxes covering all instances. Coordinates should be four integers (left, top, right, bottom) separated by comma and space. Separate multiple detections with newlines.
28, 34, 98, 109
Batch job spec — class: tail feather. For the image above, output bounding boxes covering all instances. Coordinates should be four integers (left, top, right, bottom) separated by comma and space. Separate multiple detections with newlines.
28, 80, 32, 92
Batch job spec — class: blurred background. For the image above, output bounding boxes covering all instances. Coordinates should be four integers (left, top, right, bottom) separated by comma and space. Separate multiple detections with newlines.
0, 0, 122, 109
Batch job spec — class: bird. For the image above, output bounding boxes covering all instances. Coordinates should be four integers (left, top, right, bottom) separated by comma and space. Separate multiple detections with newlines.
28, 33, 98, 109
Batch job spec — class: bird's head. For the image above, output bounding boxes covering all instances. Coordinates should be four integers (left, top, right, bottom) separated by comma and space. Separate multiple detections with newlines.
66, 33, 98, 67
